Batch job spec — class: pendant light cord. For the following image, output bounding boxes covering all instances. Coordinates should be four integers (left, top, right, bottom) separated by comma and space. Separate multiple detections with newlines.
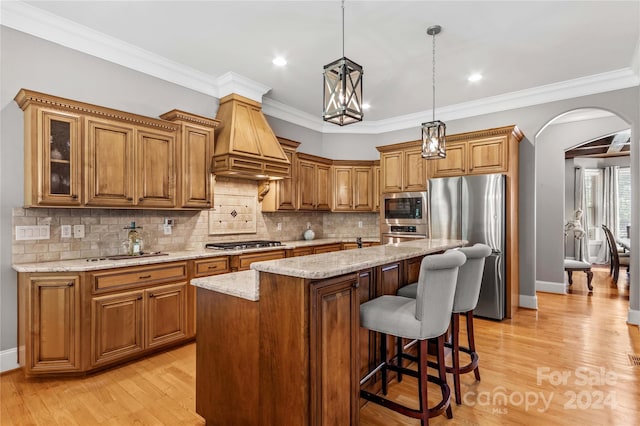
432, 30, 436, 122
342, 0, 345, 58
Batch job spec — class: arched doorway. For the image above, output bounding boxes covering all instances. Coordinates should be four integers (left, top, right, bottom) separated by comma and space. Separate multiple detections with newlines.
534, 108, 636, 316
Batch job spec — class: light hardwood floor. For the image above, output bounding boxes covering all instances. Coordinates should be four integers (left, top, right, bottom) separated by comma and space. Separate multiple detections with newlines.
2, 266, 638, 425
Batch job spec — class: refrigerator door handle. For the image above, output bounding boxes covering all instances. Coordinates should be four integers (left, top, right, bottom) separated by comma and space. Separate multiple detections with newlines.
495, 254, 503, 288
492, 249, 502, 255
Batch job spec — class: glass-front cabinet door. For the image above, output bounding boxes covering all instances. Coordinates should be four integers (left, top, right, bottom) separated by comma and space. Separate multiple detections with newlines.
40, 110, 81, 205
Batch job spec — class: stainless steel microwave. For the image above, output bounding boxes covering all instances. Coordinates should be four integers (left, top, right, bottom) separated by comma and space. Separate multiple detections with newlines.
381, 192, 428, 224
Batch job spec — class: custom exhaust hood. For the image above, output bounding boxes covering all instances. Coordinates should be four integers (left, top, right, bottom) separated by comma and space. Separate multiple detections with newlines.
213, 93, 290, 180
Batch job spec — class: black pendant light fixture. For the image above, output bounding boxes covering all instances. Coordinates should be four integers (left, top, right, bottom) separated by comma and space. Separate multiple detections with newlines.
421, 25, 446, 159
322, 0, 363, 126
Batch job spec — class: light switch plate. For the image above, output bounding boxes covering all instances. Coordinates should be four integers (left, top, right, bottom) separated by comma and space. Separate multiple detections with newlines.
15, 225, 50, 241
61, 225, 72, 238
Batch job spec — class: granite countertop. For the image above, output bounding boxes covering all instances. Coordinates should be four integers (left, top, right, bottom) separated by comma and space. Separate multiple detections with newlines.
191, 270, 259, 301
251, 238, 467, 279
191, 238, 466, 301
12, 237, 380, 272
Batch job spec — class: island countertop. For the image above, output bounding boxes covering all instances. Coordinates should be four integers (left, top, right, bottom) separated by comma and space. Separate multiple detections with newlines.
250, 238, 467, 279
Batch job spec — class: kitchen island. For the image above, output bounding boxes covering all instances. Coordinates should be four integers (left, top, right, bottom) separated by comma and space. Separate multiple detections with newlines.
191, 238, 466, 425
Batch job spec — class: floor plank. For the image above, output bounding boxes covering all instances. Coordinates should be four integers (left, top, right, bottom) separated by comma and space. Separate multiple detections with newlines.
1, 265, 637, 425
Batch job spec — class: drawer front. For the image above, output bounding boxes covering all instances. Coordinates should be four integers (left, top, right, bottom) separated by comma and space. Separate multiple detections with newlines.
289, 247, 315, 257
92, 262, 188, 293
193, 257, 230, 277
235, 250, 286, 271
314, 243, 343, 254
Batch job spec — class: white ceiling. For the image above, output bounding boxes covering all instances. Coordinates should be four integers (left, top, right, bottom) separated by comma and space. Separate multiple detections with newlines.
5, 1, 640, 132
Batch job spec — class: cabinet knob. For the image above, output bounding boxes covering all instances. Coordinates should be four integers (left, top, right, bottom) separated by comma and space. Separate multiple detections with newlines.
67, 281, 74, 287
127, 197, 133, 201
137, 296, 143, 300
139, 197, 144, 202
352, 282, 359, 289
71, 194, 78, 199
139, 275, 151, 279
149, 293, 155, 298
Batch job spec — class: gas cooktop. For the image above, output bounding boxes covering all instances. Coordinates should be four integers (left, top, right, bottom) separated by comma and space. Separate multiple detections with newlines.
205, 240, 282, 250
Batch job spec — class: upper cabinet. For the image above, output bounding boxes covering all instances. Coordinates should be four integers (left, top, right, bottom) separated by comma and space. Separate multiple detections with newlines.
332, 161, 373, 212
430, 130, 514, 178
160, 110, 220, 209
377, 142, 427, 193
15, 89, 218, 210
261, 138, 300, 212
297, 153, 332, 211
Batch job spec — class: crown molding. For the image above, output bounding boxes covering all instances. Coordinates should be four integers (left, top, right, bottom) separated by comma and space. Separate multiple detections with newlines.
216, 71, 271, 103
3, 1, 639, 135
0, 1, 218, 95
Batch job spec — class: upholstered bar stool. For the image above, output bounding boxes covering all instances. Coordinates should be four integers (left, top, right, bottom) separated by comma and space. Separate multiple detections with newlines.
360, 250, 466, 425
398, 244, 491, 405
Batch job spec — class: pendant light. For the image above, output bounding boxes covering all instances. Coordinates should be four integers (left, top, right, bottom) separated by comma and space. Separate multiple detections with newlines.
421, 25, 446, 159
322, 0, 363, 126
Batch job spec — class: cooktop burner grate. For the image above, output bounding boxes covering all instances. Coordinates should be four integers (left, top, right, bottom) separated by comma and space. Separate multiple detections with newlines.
205, 240, 282, 250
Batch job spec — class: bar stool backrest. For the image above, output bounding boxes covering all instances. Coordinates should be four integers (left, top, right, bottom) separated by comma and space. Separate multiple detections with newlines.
453, 244, 492, 314
415, 249, 467, 338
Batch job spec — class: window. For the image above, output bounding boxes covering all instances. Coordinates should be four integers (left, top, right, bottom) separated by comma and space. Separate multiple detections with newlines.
583, 169, 603, 241
617, 167, 630, 238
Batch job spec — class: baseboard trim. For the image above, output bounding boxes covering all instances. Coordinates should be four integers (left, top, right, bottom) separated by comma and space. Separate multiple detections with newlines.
628, 308, 640, 326
519, 294, 538, 309
0, 348, 19, 374
536, 280, 567, 294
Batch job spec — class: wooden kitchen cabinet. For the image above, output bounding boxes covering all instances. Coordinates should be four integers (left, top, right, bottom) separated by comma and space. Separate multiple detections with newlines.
258, 272, 359, 425
261, 138, 300, 212
309, 274, 360, 425
377, 142, 427, 193
160, 110, 221, 209
430, 132, 509, 178
297, 153, 332, 211
372, 162, 380, 211
19, 107, 83, 206
332, 161, 374, 212
18, 274, 81, 375
91, 289, 144, 366
85, 117, 177, 208
15, 89, 222, 210
145, 283, 187, 348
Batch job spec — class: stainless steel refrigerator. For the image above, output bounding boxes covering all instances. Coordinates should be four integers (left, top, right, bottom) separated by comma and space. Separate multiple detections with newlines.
429, 174, 506, 320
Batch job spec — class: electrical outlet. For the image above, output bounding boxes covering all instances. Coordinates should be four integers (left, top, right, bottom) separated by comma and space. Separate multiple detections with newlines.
73, 224, 85, 239
358, 221, 363, 228
15, 225, 50, 241
61, 225, 72, 238
164, 217, 175, 226
277, 223, 282, 231
164, 224, 172, 235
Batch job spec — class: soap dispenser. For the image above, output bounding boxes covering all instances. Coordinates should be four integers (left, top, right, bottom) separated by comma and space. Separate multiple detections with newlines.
126, 221, 143, 256
303, 224, 315, 241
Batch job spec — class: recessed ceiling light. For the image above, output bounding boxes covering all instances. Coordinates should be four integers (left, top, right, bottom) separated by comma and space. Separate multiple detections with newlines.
468, 73, 483, 82
362, 103, 371, 110
272, 56, 287, 66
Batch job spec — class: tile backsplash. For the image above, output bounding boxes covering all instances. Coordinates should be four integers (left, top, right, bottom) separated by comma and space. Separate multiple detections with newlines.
11, 177, 379, 264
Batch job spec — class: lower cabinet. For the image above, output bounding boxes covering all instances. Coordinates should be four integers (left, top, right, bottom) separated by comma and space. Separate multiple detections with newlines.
91, 282, 187, 366
18, 274, 81, 375
17, 260, 193, 376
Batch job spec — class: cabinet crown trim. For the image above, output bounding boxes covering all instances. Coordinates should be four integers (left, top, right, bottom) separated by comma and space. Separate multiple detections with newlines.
159, 109, 221, 128
15, 89, 180, 132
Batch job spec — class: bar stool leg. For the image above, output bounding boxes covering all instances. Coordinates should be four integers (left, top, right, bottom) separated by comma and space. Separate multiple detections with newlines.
451, 312, 462, 404
397, 336, 403, 382
418, 339, 429, 425
381, 332, 388, 395
466, 311, 480, 381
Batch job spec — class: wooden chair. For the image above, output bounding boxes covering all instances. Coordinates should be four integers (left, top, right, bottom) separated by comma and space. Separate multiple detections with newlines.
602, 224, 630, 285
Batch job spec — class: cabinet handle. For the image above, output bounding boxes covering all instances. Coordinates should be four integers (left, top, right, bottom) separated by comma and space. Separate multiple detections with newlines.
207, 265, 218, 270
352, 282, 359, 289
139, 197, 144, 202
137, 296, 143, 300
127, 197, 133, 201
149, 293, 155, 298
206, 201, 211, 205
71, 194, 78, 199
139, 275, 151, 279
67, 282, 74, 287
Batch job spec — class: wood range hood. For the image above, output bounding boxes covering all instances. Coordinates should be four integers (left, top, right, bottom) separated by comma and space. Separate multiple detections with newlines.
213, 93, 290, 180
